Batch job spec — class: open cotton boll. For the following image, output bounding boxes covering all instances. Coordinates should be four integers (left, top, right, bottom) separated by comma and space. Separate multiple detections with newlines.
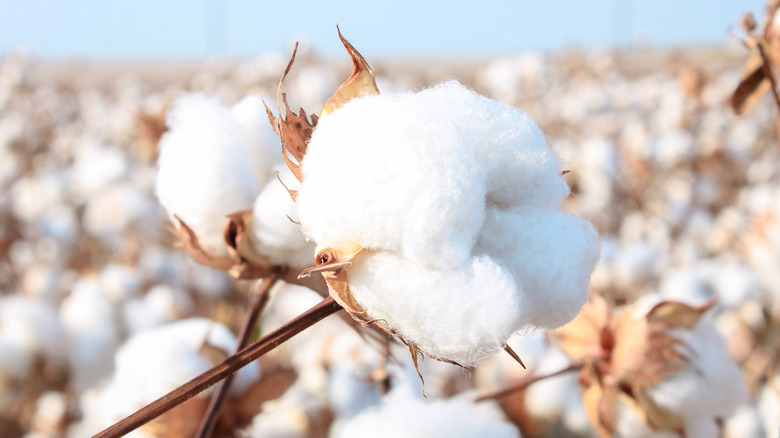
155, 93, 260, 258
647, 316, 747, 421
299, 82, 488, 267
0, 296, 65, 379
230, 95, 284, 185
299, 81, 569, 267
249, 169, 314, 269
334, 383, 519, 438
476, 206, 599, 329
98, 318, 259, 427
349, 251, 521, 366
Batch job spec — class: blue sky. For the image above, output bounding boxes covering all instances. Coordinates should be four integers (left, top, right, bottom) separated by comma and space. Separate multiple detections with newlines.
0, 0, 766, 59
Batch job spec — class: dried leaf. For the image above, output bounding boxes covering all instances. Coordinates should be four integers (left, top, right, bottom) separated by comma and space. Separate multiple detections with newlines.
320, 27, 380, 117
264, 44, 318, 184
646, 298, 715, 329
300, 243, 366, 314
729, 49, 772, 115
633, 387, 685, 433
170, 216, 233, 271
582, 380, 614, 438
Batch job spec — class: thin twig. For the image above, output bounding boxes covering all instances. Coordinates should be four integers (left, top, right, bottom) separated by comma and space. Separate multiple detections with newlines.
94, 296, 341, 438
194, 274, 279, 438
475, 363, 581, 402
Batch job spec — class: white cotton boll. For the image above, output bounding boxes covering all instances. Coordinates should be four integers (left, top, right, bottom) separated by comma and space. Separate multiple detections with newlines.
524, 346, 576, 421
710, 262, 761, 308
156, 93, 260, 258
650, 129, 695, 168
82, 182, 157, 242
335, 384, 519, 438
230, 94, 283, 185
658, 267, 712, 305
10, 173, 65, 224
298, 82, 487, 267
328, 365, 381, 419
723, 403, 765, 438
648, 318, 747, 420
30, 391, 68, 435
245, 402, 309, 438
759, 382, 780, 438
20, 263, 64, 301
98, 318, 260, 427
249, 170, 315, 269
123, 285, 193, 334
99, 264, 144, 304
0, 296, 65, 379
476, 206, 599, 329
69, 144, 128, 200
349, 251, 521, 366
60, 278, 120, 391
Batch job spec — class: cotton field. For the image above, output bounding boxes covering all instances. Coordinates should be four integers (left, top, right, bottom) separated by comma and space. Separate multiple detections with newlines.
1, 32, 779, 438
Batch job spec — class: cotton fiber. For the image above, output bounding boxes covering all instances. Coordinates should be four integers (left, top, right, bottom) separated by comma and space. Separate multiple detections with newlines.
296, 81, 599, 365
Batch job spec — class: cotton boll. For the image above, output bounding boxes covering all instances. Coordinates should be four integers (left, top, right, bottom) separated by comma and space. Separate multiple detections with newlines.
82, 182, 158, 243
122, 284, 193, 334
69, 144, 129, 200
759, 382, 780, 438
349, 251, 521, 366
98, 318, 260, 428
60, 277, 120, 390
298, 82, 489, 267
30, 391, 68, 436
524, 346, 577, 421
647, 318, 747, 420
0, 296, 65, 379
723, 403, 765, 438
334, 384, 520, 438
99, 264, 144, 304
230, 94, 283, 185
249, 171, 315, 269
476, 206, 599, 329
155, 93, 260, 258
10, 173, 65, 224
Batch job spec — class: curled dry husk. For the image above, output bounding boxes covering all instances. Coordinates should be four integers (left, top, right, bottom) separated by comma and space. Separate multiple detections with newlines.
550, 293, 716, 437
170, 212, 277, 280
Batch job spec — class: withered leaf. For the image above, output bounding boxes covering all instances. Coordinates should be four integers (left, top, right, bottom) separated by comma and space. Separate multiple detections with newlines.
729, 49, 773, 115
264, 43, 318, 184
551, 293, 610, 363
646, 298, 715, 329
320, 26, 380, 117
171, 216, 233, 271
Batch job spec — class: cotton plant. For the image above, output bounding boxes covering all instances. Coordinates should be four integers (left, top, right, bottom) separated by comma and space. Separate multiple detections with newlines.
268, 30, 600, 368
549, 293, 747, 437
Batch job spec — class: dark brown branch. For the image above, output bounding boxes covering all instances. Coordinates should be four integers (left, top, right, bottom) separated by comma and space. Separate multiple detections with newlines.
475, 363, 581, 402
195, 275, 279, 438
94, 296, 341, 438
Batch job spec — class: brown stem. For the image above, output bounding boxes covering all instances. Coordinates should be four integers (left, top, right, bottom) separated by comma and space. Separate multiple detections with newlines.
94, 296, 341, 438
475, 363, 581, 402
194, 275, 279, 438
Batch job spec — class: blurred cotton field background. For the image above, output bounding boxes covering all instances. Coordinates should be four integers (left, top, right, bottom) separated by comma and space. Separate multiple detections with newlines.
2, 9, 780, 438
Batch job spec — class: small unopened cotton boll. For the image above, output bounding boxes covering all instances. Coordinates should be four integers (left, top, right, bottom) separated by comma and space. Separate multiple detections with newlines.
155, 94, 260, 258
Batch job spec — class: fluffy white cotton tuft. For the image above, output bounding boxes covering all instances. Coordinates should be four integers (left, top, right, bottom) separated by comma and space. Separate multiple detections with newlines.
98, 318, 260, 427
349, 251, 520, 365
296, 81, 598, 365
155, 94, 261, 258
335, 384, 520, 438
249, 168, 314, 269
476, 206, 599, 329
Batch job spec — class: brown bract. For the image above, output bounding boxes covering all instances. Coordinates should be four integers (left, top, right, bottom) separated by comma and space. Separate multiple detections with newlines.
168, 213, 276, 280
551, 294, 716, 437
729, 2, 780, 115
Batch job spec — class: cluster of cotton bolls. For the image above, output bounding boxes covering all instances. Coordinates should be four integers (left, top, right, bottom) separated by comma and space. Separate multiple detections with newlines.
1, 38, 779, 438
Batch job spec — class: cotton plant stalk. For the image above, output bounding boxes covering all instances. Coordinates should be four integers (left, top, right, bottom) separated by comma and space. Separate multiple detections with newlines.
267, 30, 600, 368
